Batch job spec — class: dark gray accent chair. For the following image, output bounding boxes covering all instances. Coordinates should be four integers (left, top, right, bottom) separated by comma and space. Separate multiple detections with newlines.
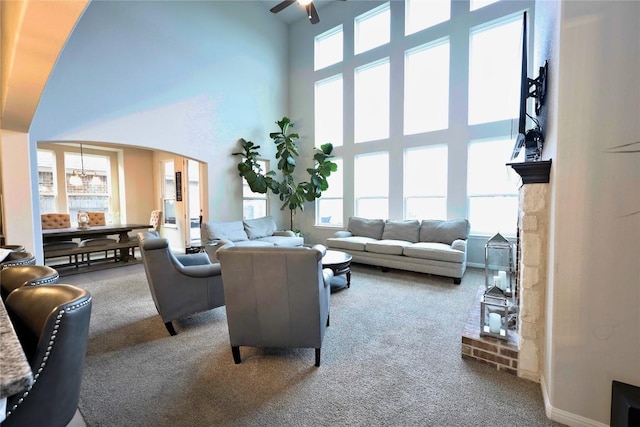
0, 265, 59, 301
217, 244, 333, 367
137, 231, 225, 335
0, 252, 36, 269
3, 284, 92, 427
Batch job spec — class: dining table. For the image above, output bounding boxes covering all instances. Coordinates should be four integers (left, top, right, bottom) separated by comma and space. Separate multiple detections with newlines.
42, 223, 151, 263
42, 223, 151, 244
0, 297, 33, 422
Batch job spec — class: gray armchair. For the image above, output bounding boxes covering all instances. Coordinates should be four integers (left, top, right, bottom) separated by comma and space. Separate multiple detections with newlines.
217, 244, 333, 367
137, 231, 225, 335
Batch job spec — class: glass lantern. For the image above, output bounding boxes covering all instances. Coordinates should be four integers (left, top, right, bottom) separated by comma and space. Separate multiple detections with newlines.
77, 211, 90, 229
484, 232, 515, 297
480, 286, 509, 341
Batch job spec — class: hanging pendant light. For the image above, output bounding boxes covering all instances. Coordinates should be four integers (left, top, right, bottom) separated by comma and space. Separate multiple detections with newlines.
69, 143, 86, 187
89, 172, 102, 187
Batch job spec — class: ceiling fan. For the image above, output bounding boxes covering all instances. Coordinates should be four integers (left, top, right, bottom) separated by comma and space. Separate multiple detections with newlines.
270, 0, 345, 25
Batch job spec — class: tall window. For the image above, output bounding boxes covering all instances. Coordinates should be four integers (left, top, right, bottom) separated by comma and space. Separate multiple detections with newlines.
163, 160, 176, 225
37, 150, 56, 214
405, 0, 450, 35
354, 59, 390, 143
65, 151, 110, 225
354, 2, 390, 55
316, 158, 343, 226
242, 160, 268, 220
315, 25, 343, 70
355, 152, 388, 219
315, 75, 343, 148
467, 138, 519, 235
468, 15, 524, 125
404, 39, 450, 135
404, 145, 448, 220
308, 0, 534, 240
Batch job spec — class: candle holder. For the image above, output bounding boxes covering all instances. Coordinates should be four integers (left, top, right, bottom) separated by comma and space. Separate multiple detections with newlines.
77, 212, 90, 230
480, 286, 509, 341
484, 232, 515, 297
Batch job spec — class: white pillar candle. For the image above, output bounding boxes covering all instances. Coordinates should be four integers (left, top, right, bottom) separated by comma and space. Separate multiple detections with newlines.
489, 313, 501, 334
498, 270, 507, 290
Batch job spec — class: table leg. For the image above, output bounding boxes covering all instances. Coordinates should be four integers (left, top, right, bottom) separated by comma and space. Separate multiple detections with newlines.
118, 231, 131, 262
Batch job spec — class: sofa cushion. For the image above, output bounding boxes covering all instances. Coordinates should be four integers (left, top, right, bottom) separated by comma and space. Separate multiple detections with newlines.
348, 217, 385, 240
256, 235, 304, 247
382, 220, 420, 243
404, 242, 465, 263
326, 236, 378, 252
419, 219, 470, 245
243, 216, 277, 240
231, 240, 274, 248
203, 221, 249, 242
366, 240, 412, 256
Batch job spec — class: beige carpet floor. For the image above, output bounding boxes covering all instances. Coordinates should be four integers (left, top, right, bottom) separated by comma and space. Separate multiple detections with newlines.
63, 263, 563, 426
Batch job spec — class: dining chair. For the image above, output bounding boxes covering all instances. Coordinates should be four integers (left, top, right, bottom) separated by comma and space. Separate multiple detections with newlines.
128, 210, 163, 258
79, 212, 118, 264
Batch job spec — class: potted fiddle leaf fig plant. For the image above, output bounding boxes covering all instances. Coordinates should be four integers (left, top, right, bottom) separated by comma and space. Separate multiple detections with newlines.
233, 116, 337, 231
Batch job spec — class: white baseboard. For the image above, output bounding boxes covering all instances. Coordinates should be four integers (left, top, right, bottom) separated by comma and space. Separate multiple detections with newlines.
540, 375, 608, 427
466, 262, 484, 269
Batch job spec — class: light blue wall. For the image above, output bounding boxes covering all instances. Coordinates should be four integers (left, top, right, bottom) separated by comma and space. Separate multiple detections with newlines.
30, 0, 289, 225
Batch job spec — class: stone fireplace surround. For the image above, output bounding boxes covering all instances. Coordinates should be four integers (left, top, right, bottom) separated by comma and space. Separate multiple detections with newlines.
462, 161, 551, 382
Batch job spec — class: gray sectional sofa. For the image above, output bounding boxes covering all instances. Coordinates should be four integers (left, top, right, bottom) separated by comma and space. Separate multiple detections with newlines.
326, 217, 470, 284
201, 216, 303, 262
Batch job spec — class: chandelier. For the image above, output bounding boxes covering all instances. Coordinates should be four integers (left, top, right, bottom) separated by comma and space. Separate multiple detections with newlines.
69, 143, 102, 187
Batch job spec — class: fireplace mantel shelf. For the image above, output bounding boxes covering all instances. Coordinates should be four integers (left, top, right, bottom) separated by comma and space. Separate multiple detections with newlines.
507, 159, 552, 184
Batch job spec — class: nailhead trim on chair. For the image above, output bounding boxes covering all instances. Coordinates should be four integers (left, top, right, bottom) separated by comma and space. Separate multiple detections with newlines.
5, 297, 92, 418
29, 275, 60, 286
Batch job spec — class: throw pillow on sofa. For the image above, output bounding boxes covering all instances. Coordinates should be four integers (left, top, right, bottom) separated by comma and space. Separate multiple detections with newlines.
348, 217, 385, 240
419, 219, 470, 245
204, 220, 249, 242
382, 220, 420, 243
244, 216, 278, 240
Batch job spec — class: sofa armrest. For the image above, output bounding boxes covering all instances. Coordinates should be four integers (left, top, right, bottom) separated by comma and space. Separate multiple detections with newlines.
273, 230, 296, 237
204, 239, 235, 263
451, 239, 467, 253
322, 268, 334, 288
176, 252, 211, 266
177, 263, 222, 278
333, 230, 353, 238
311, 244, 327, 257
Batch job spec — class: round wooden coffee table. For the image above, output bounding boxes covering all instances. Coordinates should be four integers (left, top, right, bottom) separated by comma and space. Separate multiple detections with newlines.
322, 250, 352, 292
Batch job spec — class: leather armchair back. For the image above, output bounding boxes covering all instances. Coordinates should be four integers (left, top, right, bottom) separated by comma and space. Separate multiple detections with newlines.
4, 284, 92, 427
137, 231, 225, 335
0, 265, 59, 300
217, 245, 331, 363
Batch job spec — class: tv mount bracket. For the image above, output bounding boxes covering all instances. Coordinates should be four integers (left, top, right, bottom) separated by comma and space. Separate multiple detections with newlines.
528, 60, 548, 116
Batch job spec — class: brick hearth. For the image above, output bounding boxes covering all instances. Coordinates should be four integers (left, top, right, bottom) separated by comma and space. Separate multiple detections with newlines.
461, 171, 550, 381
461, 285, 519, 375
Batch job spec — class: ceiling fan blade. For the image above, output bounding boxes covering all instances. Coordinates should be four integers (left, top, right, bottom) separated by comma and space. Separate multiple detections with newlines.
308, 2, 320, 24
270, 0, 296, 14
